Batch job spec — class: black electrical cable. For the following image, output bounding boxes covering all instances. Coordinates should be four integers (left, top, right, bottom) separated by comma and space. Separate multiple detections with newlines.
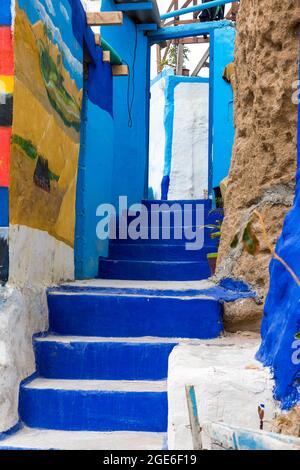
125, 24, 138, 128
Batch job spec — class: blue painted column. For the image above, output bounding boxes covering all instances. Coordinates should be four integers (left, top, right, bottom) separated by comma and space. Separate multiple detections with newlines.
75, 88, 114, 279
209, 25, 235, 194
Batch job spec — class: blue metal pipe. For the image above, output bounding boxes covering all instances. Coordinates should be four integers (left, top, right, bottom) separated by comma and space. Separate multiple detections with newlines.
160, 0, 239, 21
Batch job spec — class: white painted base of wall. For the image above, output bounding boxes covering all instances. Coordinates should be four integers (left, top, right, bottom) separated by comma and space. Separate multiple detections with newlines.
167, 333, 277, 450
0, 285, 48, 431
9, 225, 74, 286
0, 225, 74, 431
149, 77, 166, 199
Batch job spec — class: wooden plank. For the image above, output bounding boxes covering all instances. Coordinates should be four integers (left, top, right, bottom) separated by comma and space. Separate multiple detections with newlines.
193, 0, 199, 19
191, 46, 209, 76
176, 43, 184, 75
176, 19, 200, 25
161, 41, 171, 63
156, 44, 161, 74
103, 50, 111, 63
204, 422, 300, 451
112, 64, 129, 76
94, 33, 101, 46
174, 37, 209, 45
185, 385, 202, 451
161, 0, 176, 25
86, 12, 123, 26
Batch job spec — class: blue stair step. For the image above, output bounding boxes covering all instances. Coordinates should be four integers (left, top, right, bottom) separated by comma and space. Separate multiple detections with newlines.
109, 243, 217, 261
141, 199, 212, 211
98, 258, 211, 281
19, 378, 168, 432
113, 208, 222, 229
34, 335, 178, 380
48, 290, 223, 338
109, 227, 218, 245
0, 427, 167, 450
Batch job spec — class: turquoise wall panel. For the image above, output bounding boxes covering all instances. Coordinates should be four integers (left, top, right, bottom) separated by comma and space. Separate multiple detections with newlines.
101, 0, 150, 207
210, 26, 235, 191
75, 93, 114, 279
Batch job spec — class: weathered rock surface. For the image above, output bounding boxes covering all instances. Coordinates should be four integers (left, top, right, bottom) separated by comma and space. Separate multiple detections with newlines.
217, 0, 299, 304
273, 405, 300, 437
223, 298, 263, 333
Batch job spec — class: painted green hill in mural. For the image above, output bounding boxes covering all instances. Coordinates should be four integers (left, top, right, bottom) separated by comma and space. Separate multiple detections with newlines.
37, 39, 81, 132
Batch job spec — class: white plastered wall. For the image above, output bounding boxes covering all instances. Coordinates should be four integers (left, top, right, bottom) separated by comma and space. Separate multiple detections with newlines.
168, 81, 209, 200
168, 334, 278, 450
149, 76, 209, 201
0, 226, 74, 432
149, 77, 166, 199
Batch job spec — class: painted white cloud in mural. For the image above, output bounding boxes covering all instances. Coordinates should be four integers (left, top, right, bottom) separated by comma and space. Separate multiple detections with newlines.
32, 0, 83, 77
60, 4, 69, 21
44, 0, 55, 16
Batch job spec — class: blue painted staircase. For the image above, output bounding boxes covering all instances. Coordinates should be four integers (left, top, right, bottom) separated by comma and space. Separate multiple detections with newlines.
0, 199, 223, 450
98, 199, 221, 281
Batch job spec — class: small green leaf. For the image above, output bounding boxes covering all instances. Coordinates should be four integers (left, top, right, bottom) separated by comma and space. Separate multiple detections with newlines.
211, 231, 221, 239
242, 221, 260, 255
295, 332, 300, 339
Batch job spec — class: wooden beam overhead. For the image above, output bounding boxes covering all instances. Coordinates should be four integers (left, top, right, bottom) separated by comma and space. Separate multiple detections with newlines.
173, 36, 209, 45
103, 50, 111, 63
94, 33, 101, 46
86, 12, 123, 27
112, 64, 129, 76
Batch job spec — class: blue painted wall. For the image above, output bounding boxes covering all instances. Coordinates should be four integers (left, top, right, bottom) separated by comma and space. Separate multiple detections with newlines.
75, 92, 114, 278
71, 0, 116, 279
101, 0, 150, 207
210, 26, 235, 192
256, 56, 300, 410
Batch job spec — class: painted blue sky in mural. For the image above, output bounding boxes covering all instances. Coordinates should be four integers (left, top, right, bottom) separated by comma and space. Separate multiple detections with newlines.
18, 0, 83, 89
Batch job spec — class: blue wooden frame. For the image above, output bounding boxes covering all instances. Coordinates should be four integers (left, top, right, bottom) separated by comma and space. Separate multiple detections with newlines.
147, 20, 235, 199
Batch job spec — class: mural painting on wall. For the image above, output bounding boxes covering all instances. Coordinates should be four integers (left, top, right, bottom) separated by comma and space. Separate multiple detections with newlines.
0, 0, 13, 283
10, 0, 83, 246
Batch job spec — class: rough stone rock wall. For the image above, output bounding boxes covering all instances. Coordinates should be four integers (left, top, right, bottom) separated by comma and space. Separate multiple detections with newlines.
273, 405, 300, 437
217, 0, 300, 327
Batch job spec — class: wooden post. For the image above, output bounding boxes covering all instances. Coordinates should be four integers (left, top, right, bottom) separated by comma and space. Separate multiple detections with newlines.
185, 385, 202, 450
103, 51, 111, 63
112, 65, 129, 76
94, 33, 101, 46
192, 0, 199, 19
156, 44, 162, 74
86, 12, 123, 26
176, 43, 184, 75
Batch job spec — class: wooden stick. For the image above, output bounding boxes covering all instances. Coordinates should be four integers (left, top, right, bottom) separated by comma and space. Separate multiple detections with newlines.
185, 385, 202, 450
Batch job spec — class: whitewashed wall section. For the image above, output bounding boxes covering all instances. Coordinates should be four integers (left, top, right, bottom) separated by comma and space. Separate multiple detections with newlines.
149, 75, 166, 199
169, 81, 209, 199
149, 70, 209, 200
